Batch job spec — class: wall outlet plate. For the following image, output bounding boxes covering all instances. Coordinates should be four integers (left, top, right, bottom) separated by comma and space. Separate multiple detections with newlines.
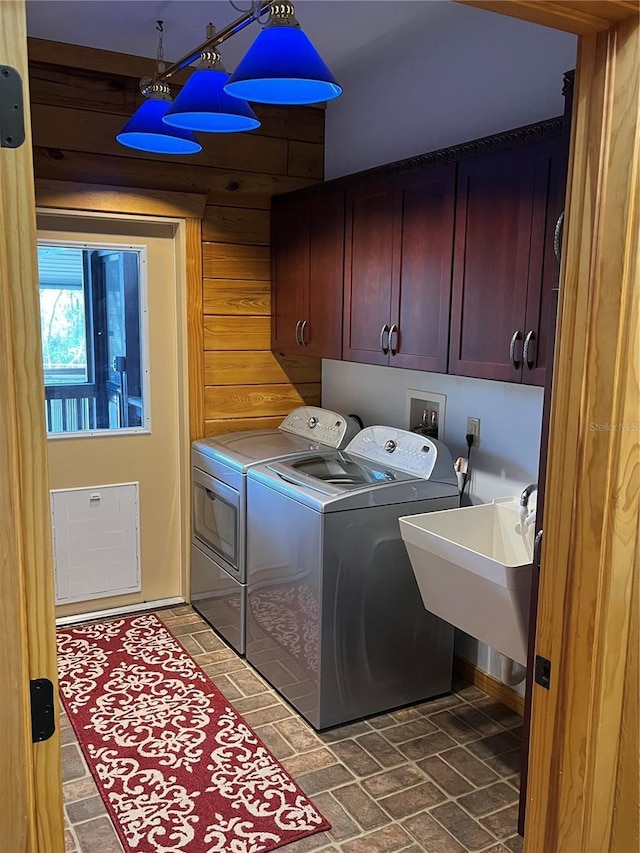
466, 417, 481, 446
406, 390, 447, 441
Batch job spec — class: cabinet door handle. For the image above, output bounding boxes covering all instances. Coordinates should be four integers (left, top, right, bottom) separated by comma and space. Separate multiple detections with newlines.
379, 324, 390, 354
553, 211, 564, 263
295, 319, 302, 346
523, 330, 536, 370
389, 323, 399, 355
509, 330, 522, 370
300, 320, 308, 346
534, 529, 543, 574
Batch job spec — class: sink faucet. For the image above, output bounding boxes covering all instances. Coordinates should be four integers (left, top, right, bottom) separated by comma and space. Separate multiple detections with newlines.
519, 483, 538, 531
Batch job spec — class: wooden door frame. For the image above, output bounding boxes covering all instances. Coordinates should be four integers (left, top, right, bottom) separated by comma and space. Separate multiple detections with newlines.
2, 0, 638, 849
0, 3, 64, 849
459, 2, 640, 850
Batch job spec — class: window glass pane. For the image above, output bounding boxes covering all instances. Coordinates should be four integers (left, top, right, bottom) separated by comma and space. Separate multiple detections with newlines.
37, 243, 147, 436
38, 246, 88, 385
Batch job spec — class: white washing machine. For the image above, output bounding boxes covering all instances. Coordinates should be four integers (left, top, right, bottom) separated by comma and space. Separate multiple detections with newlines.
246, 426, 460, 730
190, 407, 361, 654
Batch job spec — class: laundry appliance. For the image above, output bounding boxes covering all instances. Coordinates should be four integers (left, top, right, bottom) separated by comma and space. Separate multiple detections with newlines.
190, 407, 361, 654
245, 426, 459, 730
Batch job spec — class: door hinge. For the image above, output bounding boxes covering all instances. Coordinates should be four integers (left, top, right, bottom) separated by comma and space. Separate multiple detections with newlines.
534, 655, 551, 690
30, 678, 56, 743
0, 66, 25, 149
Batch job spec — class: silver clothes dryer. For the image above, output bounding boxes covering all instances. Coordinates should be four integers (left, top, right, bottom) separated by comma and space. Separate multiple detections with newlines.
190, 407, 360, 654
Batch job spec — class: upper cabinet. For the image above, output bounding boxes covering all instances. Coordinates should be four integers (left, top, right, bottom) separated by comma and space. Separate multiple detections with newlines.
448, 133, 566, 385
342, 178, 395, 366
343, 163, 456, 371
271, 190, 345, 359
271, 95, 570, 388
521, 133, 568, 386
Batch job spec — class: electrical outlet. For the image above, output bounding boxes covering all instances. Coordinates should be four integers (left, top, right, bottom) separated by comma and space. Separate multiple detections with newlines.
466, 417, 480, 446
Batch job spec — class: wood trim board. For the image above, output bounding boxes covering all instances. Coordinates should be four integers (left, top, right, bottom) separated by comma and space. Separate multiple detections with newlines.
453, 657, 525, 716
0, 3, 64, 849
35, 178, 207, 219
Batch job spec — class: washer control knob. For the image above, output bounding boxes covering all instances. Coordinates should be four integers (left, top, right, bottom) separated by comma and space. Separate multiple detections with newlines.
307, 416, 318, 429
384, 440, 397, 453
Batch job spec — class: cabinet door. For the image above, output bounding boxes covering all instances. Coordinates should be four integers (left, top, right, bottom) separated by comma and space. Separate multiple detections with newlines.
391, 163, 456, 372
521, 134, 568, 387
449, 144, 537, 381
305, 191, 345, 359
271, 197, 308, 354
343, 180, 395, 365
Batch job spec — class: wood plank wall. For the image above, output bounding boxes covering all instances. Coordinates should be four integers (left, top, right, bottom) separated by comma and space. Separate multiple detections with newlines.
27, 38, 323, 438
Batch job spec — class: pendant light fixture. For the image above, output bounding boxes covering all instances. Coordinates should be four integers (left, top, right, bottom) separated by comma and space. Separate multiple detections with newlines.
163, 26, 260, 133
116, 22, 202, 155
115, 3, 343, 156
224, 2, 342, 105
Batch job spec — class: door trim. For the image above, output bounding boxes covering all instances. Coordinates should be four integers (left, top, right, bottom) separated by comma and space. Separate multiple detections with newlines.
0, 2, 64, 849
457, 3, 640, 851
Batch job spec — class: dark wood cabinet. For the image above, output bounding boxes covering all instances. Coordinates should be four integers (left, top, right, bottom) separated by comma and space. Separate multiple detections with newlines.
521, 133, 568, 386
449, 143, 538, 382
273, 113, 566, 389
342, 178, 395, 365
391, 164, 456, 372
449, 132, 565, 385
271, 190, 344, 359
343, 163, 456, 371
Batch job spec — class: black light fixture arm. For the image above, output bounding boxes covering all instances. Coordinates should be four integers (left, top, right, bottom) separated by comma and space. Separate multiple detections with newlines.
142, 0, 276, 91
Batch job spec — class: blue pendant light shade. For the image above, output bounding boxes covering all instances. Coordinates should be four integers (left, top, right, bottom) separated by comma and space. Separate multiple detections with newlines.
163, 49, 260, 133
224, 4, 342, 105
116, 88, 202, 155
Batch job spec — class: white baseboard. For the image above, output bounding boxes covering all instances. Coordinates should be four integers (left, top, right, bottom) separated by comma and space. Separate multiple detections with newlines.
55, 596, 186, 627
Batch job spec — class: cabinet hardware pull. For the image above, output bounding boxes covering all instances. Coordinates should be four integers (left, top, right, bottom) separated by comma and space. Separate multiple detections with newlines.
534, 529, 543, 574
380, 323, 390, 354
389, 323, 399, 355
509, 330, 522, 370
295, 319, 302, 346
300, 320, 308, 346
553, 211, 564, 263
523, 330, 536, 369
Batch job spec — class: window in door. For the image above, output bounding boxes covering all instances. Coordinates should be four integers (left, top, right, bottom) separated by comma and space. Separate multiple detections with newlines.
37, 242, 150, 436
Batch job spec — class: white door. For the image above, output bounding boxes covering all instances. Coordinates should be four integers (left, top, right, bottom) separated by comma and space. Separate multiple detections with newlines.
37, 215, 188, 618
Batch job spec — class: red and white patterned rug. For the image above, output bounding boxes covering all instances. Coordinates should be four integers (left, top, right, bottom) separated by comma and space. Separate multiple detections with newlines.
56, 613, 330, 853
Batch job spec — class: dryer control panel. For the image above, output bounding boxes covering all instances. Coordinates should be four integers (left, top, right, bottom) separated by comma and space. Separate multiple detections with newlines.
279, 406, 359, 449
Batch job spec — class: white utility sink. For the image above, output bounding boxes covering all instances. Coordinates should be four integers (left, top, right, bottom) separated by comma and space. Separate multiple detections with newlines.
399, 499, 533, 666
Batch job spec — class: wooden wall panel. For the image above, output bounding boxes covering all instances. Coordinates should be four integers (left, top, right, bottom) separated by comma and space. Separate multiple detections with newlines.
287, 140, 325, 179
203, 243, 270, 280
205, 416, 283, 437
33, 148, 317, 209
203, 317, 271, 351
202, 206, 270, 245
31, 103, 289, 175
28, 39, 325, 440
203, 280, 270, 316
205, 383, 321, 419
204, 351, 322, 385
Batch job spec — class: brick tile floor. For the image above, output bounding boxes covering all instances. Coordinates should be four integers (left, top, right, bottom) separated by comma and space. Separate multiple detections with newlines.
61, 605, 525, 853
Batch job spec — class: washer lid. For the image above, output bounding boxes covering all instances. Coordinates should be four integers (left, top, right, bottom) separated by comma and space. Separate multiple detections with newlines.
285, 452, 416, 491
250, 450, 459, 512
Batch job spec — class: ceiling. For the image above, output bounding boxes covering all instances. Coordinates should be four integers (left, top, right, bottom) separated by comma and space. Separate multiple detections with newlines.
26, 0, 464, 77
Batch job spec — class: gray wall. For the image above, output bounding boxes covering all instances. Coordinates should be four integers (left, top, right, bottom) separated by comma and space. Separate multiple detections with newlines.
322, 1, 576, 691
